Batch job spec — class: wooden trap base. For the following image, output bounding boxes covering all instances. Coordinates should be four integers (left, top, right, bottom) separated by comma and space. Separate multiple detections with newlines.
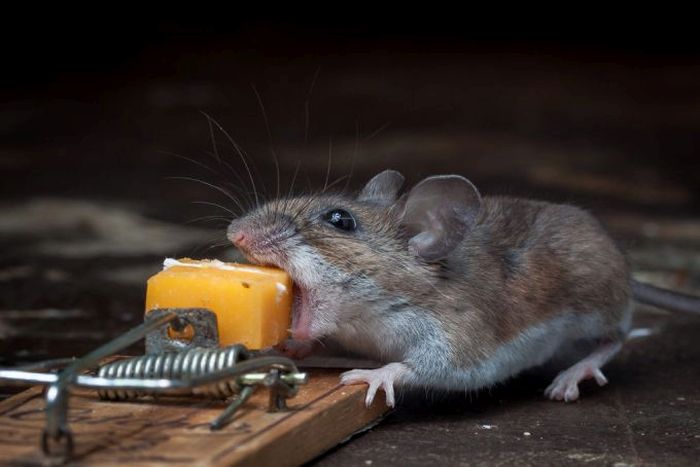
0, 369, 389, 466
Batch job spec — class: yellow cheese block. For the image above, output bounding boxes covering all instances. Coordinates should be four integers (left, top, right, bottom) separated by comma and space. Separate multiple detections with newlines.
145, 258, 292, 349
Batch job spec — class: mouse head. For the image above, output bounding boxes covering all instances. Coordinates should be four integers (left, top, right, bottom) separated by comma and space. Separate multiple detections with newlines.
227, 170, 482, 342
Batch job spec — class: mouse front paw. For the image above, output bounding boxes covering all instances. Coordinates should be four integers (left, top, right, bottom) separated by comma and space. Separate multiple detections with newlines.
340, 362, 409, 408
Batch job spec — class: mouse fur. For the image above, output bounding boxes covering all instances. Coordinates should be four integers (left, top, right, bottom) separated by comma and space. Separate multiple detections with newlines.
226, 170, 669, 406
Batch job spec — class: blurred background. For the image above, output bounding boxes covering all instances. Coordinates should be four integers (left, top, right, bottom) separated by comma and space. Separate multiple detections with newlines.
1, 11, 699, 463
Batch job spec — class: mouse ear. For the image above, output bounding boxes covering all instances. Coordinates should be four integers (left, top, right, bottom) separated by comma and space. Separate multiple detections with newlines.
400, 175, 482, 262
358, 170, 405, 206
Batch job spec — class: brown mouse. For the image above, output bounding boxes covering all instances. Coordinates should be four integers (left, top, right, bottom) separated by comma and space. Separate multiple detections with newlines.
227, 170, 700, 407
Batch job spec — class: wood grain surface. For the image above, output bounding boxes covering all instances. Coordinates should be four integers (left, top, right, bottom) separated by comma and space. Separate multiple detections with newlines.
0, 369, 389, 466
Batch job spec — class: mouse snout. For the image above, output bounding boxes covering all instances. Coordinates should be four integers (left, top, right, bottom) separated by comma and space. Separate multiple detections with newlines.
230, 230, 247, 247
227, 222, 250, 249
227, 218, 244, 242
227, 215, 295, 265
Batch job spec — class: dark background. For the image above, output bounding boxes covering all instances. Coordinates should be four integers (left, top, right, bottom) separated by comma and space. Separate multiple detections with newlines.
2, 12, 699, 209
1, 12, 699, 465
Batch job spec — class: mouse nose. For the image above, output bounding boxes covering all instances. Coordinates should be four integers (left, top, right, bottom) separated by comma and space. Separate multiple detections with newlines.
229, 230, 247, 247
227, 219, 252, 249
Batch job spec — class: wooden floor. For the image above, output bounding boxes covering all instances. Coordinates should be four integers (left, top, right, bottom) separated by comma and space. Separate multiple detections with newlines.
1, 29, 699, 465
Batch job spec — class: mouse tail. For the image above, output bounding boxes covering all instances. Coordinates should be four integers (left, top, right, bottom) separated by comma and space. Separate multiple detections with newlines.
631, 279, 700, 314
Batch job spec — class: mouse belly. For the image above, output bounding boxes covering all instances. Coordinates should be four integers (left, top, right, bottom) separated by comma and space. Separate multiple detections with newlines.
427, 310, 619, 392
339, 306, 632, 407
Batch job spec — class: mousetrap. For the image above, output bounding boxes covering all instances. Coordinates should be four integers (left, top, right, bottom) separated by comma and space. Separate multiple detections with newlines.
0, 308, 389, 466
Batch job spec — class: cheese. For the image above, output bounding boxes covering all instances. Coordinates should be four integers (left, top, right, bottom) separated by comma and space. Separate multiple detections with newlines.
145, 258, 292, 349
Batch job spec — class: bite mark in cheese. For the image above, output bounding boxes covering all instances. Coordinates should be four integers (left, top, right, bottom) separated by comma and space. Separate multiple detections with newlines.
145, 258, 292, 349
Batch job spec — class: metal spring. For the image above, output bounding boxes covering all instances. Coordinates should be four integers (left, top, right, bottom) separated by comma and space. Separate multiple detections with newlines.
97, 345, 250, 400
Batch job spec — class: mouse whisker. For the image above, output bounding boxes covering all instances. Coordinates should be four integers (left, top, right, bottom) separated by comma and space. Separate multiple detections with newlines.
161, 150, 220, 176
322, 137, 333, 192
202, 115, 252, 205
273, 153, 281, 209
197, 114, 257, 210
204, 241, 234, 251
303, 66, 320, 146
288, 195, 317, 226
323, 174, 351, 193
341, 120, 360, 193
188, 235, 232, 257
200, 111, 261, 208
167, 176, 247, 214
283, 162, 303, 216
161, 148, 254, 212
191, 201, 239, 218
251, 84, 282, 206
184, 215, 232, 226
201, 149, 257, 211
204, 111, 221, 163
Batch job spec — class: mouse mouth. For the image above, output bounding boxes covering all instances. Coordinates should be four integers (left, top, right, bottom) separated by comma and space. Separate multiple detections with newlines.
291, 283, 314, 341
231, 245, 315, 340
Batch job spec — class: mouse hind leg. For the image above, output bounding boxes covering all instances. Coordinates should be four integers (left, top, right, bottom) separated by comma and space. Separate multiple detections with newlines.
544, 339, 622, 402
544, 297, 632, 402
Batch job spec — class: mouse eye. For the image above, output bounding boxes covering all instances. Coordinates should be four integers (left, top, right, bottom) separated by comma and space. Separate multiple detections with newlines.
322, 209, 357, 231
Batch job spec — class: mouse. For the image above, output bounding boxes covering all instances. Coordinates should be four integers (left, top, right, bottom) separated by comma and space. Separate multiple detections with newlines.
226, 170, 700, 407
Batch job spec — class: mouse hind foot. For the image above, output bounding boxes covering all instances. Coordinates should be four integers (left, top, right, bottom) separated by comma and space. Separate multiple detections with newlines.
544, 340, 622, 402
